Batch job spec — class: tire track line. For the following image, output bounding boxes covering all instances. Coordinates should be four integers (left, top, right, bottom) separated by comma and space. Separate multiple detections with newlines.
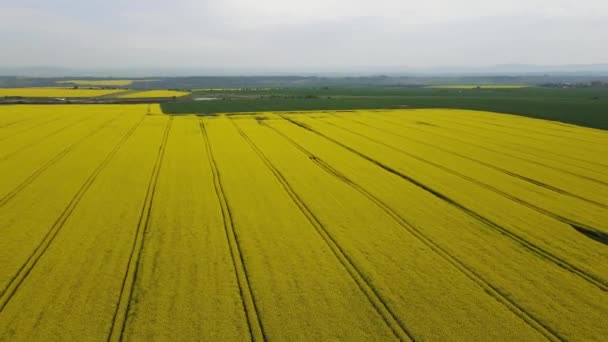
323, 118, 608, 241
373, 114, 607, 178
0, 114, 123, 207
456, 118, 603, 145
107, 117, 173, 342
0, 114, 98, 162
282, 115, 608, 291
474, 118, 608, 141
366, 115, 608, 186
0, 116, 35, 129
0, 114, 147, 311
343, 115, 608, 209
0, 115, 65, 143
265, 120, 562, 341
231, 119, 415, 342
198, 119, 266, 342
400, 115, 608, 170
431, 114, 608, 149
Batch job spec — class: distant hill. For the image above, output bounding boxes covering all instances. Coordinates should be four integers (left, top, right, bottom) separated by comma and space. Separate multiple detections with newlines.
1, 64, 608, 78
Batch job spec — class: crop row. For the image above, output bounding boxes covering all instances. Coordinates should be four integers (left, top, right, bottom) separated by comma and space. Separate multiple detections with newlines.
0, 106, 606, 340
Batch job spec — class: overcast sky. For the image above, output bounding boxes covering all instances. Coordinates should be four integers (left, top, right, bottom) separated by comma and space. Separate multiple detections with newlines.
1, 0, 607, 71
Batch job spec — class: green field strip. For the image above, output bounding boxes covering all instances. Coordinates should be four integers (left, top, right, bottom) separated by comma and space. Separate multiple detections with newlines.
276, 115, 608, 340
203, 117, 399, 341
108, 118, 172, 341
325, 115, 608, 232
120, 116, 250, 341
372, 114, 608, 186
285, 115, 608, 288
57, 80, 137, 87
403, 111, 608, 169
234, 116, 550, 341
0, 116, 168, 340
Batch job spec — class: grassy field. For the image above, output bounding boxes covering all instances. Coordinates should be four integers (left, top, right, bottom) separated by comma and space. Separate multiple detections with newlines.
118, 90, 191, 98
0, 104, 606, 340
56, 79, 159, 87
427, 85, 529, 89
0, 88, 128, 98
162, 87, 608, 130
56, 80, 135, 86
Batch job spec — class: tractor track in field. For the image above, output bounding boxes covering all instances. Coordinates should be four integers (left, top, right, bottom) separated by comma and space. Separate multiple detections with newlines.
282, 115, 608, 292
231, 119, 416, 342
427, 113, 608, 151
0, 114, 147, 312
341, 115, 608, 210
374, 115, 608, 184
199, 120, 266, 342
264, 120, 563, 341
401, 115, 608, 171
108, 117, 173, 342
0, 114, 66, 142
463, 116, 608, 141
460, 118, 604, 145
0, 116, 35, 129
0, 114, 65, 143
0, 114, 123, 207
0, 114, 97, 162
320, 117, 608, 244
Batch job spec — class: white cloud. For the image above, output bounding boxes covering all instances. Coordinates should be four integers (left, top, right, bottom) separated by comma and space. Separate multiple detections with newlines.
0, 0, 607, 69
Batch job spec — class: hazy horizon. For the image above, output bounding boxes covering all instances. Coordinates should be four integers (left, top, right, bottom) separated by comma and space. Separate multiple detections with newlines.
1, 0, 607, 71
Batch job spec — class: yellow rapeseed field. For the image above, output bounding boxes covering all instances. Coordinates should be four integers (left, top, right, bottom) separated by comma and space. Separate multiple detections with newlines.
118, 90, 191, 98
0, 105, 606, 341
0, 87, 128, 98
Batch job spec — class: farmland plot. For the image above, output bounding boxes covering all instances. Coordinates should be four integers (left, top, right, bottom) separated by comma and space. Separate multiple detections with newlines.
0, 105, 606, 341
0, 88, 127, 98
118, 90, 190, 99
